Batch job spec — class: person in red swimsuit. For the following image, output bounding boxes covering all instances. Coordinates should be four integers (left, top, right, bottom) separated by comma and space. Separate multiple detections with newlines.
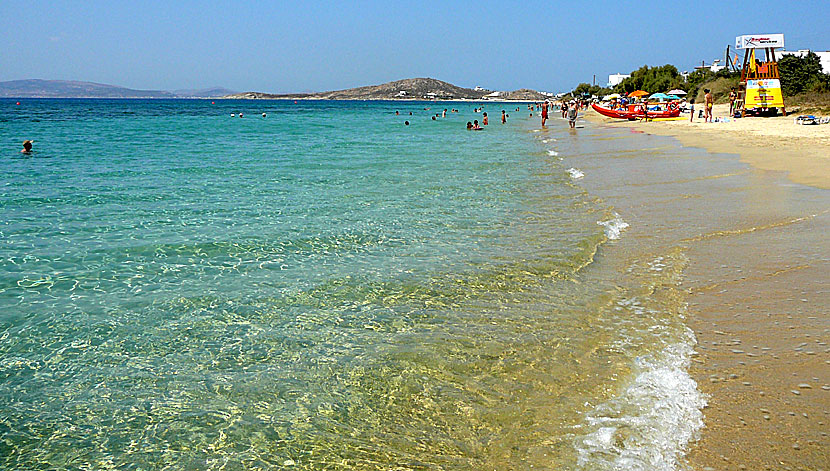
541, 100, 549, 126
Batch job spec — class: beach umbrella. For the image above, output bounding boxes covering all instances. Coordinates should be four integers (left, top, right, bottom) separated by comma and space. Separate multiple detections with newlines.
602, 93, 621, 100
627, 90, 649, 97
649, 93, 670, 100
667, 89, 687, 95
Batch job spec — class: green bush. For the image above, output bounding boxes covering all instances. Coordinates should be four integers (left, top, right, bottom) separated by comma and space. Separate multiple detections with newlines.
693, 77, 740, 104
778, 52, 830, 96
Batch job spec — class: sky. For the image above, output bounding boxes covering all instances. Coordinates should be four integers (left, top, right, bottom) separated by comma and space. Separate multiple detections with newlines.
2, 0, 829, 93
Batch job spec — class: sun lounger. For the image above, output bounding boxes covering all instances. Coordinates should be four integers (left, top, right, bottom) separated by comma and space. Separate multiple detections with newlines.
795, 115, 818, 125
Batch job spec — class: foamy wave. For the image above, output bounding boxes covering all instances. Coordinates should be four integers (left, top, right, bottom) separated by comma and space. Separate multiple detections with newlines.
542, 138, 557, 143
568, 168, 584, 179
575, 330, 706, 471
547, 150, 559, 156
598, 214, 629, 240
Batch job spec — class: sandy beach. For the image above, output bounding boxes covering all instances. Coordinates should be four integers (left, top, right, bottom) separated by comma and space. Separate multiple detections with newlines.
593, 103, 830, 189
584, 106, 830, 470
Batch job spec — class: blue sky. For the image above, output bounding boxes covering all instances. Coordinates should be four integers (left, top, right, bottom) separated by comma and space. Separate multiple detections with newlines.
2, 0, 828, 93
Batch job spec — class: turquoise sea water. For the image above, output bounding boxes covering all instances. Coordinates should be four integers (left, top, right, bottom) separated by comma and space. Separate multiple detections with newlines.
1, 100, 703, 470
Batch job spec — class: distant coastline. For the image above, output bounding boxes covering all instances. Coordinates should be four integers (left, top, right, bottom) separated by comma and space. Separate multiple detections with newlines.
0, 79, 235, 99
1, 77, 550, 101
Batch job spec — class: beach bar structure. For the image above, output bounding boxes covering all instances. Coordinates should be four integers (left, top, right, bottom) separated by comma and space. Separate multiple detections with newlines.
735, 34, 786, 117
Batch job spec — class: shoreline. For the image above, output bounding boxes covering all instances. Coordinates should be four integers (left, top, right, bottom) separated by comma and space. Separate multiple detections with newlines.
579, 109, 829, 469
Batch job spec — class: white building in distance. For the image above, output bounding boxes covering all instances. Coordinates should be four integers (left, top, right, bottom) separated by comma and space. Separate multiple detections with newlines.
777, 49, 830, 73
607, 73, 630, 87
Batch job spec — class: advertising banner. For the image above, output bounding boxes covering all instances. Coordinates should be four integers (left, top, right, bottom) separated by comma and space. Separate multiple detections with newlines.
745, 79, 784, 108
736, 34, 785, 49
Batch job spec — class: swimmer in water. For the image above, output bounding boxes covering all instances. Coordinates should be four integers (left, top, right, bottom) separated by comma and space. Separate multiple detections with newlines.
405, 121, 410, 125
262, 113, 266, 117
482, 112, 488, 125
501, 110, 506, 124
21, 140, 33, 154
472, 120, 482, 130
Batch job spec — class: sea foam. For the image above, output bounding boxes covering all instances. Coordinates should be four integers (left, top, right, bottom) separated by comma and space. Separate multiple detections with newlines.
574, 329, 707, 471
568, 168, 584, 180
598, 214, 629, 240
547, 150, 559, 156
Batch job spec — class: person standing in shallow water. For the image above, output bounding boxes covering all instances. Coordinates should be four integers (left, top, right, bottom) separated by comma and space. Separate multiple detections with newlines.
567, 101, 578, 129
482, 112, 488, 125
541, 100, 549, 126
501, 110, 506, 124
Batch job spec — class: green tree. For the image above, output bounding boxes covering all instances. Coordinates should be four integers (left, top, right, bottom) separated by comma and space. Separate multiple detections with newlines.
778, 52, 830, 96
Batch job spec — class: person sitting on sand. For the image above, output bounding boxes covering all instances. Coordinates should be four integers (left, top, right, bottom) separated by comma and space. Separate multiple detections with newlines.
467, 121, 473, 130
21, 140, 33, 154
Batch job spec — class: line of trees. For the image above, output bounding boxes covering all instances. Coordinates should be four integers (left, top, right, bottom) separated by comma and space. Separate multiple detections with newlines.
569, 51, 830, 101
567, 64, 739, 100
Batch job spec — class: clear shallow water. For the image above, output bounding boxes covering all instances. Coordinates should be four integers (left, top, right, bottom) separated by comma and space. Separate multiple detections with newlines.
1, 100, 702, 469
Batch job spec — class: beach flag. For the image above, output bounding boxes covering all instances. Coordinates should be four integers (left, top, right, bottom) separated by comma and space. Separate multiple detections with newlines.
749, 49, 757, 73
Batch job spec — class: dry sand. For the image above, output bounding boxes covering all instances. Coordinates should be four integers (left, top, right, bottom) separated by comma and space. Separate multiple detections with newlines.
584, 107, 830, 470
591, 103, 830, 189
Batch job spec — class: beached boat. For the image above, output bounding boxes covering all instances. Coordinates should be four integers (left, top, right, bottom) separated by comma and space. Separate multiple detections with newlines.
591, 103, 681, 120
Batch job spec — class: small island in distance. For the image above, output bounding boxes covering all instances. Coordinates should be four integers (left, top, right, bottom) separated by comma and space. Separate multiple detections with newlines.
1, 78, 549, 101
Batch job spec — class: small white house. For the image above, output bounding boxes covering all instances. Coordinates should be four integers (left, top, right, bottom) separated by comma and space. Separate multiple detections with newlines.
607, 73, 630, 87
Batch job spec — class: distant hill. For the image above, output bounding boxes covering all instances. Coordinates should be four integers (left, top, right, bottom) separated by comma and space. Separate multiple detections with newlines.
223, 78, 492, 100
172, 87, 237, 98
0, 79, 176, 98
504, 89, 549, 101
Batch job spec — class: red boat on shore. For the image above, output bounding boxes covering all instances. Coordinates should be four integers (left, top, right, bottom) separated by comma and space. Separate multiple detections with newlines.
591, 103, 681, 120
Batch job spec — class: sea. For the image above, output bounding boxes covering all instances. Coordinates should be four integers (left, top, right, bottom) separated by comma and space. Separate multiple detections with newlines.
1, 99, 708, 470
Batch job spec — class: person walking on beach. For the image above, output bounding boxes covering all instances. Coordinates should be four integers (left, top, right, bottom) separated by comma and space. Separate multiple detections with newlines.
567, 101, 578, 129
541, 100, 549, 126
704, 89, 713, 123
561, 101, 568, 119
728, 88, 737, 116
689, 99, 695, 122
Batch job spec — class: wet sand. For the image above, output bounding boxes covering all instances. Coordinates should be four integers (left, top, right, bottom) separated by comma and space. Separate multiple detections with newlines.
576, 112, 829, 470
